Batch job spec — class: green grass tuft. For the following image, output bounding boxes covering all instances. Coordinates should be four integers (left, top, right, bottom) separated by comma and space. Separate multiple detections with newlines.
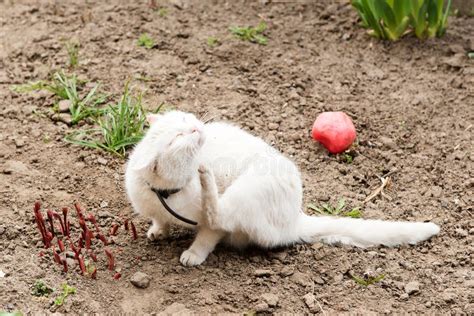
65, 40, 80, 68
12, 71, 106, 125
156, 7, 168, 17
65, 82, 163, 157
207, 36, 220, 47
138, 33, 155, 49
230, 22, 268, 45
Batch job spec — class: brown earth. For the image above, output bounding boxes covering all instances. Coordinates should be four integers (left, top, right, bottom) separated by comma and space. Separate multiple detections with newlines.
0, 0, 473, 314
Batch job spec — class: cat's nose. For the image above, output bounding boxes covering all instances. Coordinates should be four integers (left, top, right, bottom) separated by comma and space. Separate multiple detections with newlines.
191, 126, 201, 133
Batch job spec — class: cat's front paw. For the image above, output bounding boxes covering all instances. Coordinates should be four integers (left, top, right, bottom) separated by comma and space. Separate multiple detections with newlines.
180, 249, 206, 266
198, 165, 212, 189
147, 224, 169, 241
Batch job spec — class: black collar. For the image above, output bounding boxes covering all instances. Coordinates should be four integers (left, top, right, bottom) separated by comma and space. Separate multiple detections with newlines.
150, 187, 198, 226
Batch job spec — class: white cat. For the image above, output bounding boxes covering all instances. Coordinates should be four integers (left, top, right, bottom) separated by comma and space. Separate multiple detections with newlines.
125, 111, 440, 266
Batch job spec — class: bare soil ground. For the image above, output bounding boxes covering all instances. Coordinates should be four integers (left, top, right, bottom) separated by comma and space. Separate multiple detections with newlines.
0, 0, 473, 314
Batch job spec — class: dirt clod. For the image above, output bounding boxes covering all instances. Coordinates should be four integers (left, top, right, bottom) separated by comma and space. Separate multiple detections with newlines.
405, 281, 421, 295
261, 293, 279, 307
254, 269, 273, 277
130, 272, 151, 289
58, 100, 71, 113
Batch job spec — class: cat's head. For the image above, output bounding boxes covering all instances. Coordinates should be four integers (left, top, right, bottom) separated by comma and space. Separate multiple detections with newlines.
129, 111, 205, 188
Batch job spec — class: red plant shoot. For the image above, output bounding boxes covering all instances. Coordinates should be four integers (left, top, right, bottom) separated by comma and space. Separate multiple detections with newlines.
74, 203, 85, 221
85, 230, 92, 250
52, 246, 61, 265
78, 255, 86, 274
88, 250, 97, 262
58, 239, 65, 252
62, 259, 68, 273
34, 202, 49, 248
98, 233, 108, 246
110, 223, 119, 236
46, 210, 55, 237
124, 219, 129, 231
62, 207, 70, 236
130, 221, 138, 240
113, 272, 121, 280
104, 249, 114, 270
91, 267, 97, 279
52, 211, 65, 235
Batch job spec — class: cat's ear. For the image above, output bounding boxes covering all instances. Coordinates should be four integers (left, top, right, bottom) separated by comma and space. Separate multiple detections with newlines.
146, 113, 161, 125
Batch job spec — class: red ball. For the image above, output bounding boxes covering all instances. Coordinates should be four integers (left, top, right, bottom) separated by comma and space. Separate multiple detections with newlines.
312, 112, 356, 154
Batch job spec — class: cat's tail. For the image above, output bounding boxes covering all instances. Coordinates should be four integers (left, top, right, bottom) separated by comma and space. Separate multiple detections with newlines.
295, 214, 440, 247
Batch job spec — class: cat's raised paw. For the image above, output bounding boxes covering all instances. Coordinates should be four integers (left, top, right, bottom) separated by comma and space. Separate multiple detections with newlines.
198, 164, 209, 174
180, 249, 206, 266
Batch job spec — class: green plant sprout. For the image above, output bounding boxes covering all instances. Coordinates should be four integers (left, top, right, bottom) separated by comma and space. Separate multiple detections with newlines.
307, 199, 363, 218
230, 22, 268, 45
156, 7, 168, 17
65, 40, 80, 68
138, 33, 155, 49
351, 273, 385, 286
341, 152, 354, 164
65, 82, 163, 157
351, 0, 452, 40
31, 280, 54, 297
207, 36, 220, 47
54, 283, 76, 306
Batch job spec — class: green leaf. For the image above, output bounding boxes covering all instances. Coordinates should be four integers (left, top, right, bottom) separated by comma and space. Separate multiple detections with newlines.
374, 0, 397, 30
392, 0, 411, 24
438, 0, 451, 37
360, 0, 384, 38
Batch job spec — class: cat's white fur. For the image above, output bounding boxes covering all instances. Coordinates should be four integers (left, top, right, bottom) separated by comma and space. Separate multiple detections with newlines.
125, 111, 440, 266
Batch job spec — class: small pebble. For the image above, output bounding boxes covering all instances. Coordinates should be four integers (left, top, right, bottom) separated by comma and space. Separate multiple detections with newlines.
254, 269, 273, 277
97, 157, 108, 165
58, 99, 71, 113
130, 271, 150, 288
405, 281, 420, 295
261, 293, 279, 307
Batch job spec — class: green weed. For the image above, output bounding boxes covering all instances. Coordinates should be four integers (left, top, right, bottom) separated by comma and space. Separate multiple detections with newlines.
65, 40, 80, 68
156, 7, 168, 17
351, 0, 452, 40
53, 72, 107, 124
31, 280, 54, 297
138, 33, 155, 49
11, 75, 69, 99
65, 82, 163, 157
468, 52, 474, 59
54, 283, 76, 306
351, 273, 385, 286
230, 22, 268, 45
207, 36, 220, 47
308, 199, 363, 218
12, 71, 106, 124
341, 152, 354, 164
